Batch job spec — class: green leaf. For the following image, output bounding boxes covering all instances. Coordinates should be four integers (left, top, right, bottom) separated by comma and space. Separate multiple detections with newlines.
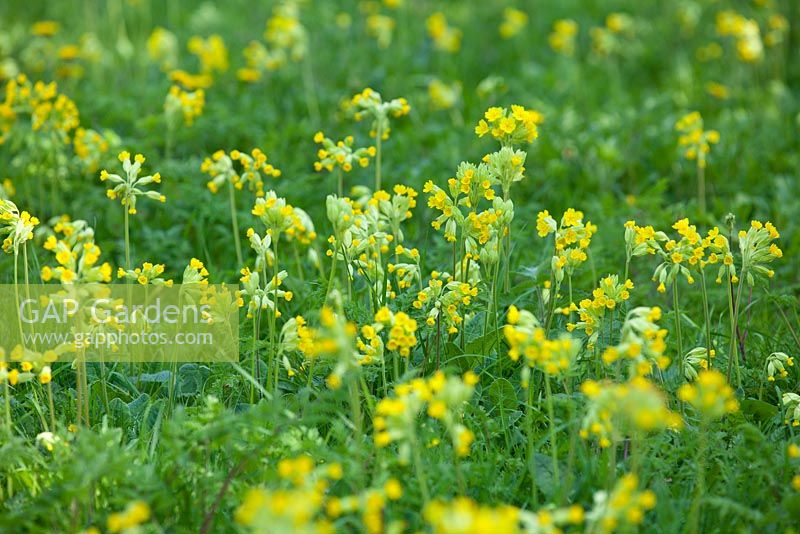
486, 378, 518, 412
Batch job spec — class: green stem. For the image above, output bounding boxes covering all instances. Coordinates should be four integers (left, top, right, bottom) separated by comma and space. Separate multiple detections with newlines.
700, 270, 713, 368
544, 375, 560, 500
348, 376, 362, 441
124, 207, 131, 271
301, 55, 321, 124
3, 381, 11, 436
375, 124, 382, 192
325, 242, 339, 302
268, 237, 280, 393
686, 423, 708, 534
727, 272, 743, 388
228, 179, 243, 267
47, 382, 56, 432
697, 160, 706, 214
673, 281, 684, 364
526, 378, 538, 507
411, 431, 430, 504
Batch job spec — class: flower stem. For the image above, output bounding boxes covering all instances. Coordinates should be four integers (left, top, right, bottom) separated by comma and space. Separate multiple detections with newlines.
697, 160, 706, 214
686, 422, 708, 534
726, 272, 743, 388
325, 243, 338, 303
544, 375, 560, 500
375, 124, 382, 192
672, 281, 684, 364
124, 207, 131, 271
228, 179, 243, 267
700, 270, 713, 368
526, 378, 538, 507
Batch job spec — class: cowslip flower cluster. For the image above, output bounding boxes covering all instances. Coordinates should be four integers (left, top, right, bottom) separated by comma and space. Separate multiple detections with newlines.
737, 220, 781, 286
641, 219, 734, 292
201, 148, 281, 196
590, 13, 635, 56
264, 1, 308, 64
238, 267, 290, 319
424, 161, 511, 272
424, 498, 520, 533
187, 34, 229, 74
601, 307, 669, 377
475, 105, 542, 146
766, 352, 793, 382
324, 187, 419, 302
537, 208, 596, 284
146, 27, 178, 70
0, 74, 79, 144
567, 275, 633, 346
41, 235, 111, 284
312, 132, 375, 173
182, 258, 210, 285
101, 151, 164, 214
675, 111, 720, 169
366, 13, 396, 49
783, 394, 800, 427
499, 8, 528, 39
347, 87, 410, 140
426, 12, 462, 53
168, 69, 213, 90
414, 272, 477, 334
374, 371, 478, 461
504, 305, 579, 376
677, 369, 738, 420
73, 127, 115, 173
427, 78, 461, 111
107, 501, 151, 533
586, 474, 656, 533
235, 456, 343, 533
117, 262, 172, 286
164, 85, 205, 127
483, 146, 526, 198
716, 11, 763, 62
580, 377, 681, 448
549, 19, 579, 56
373, 306, 417, 358
682, 347, 714, 381
0, 200, 39, 255
0, 346, 59, 389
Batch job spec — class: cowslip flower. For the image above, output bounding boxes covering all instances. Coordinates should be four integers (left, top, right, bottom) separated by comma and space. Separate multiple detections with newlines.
187, 34, 229, 74
549, 19, 579, 55
428, 79, 461, 111
164, 85, 205, 127
586, 474, 657, 532
766, 352, 793, 382
601, 307, 670, 377
475, 105, 542, 146
147, 27, 179, 70
313, 132, 374, 174
737, 220, 781, 286
201, 148, 281, 196
426, 12, 462, 53
499, 8, 528, 39
504, 305, 579, 376
677, 369, 738, 420
0, 200, 39, 255
117, 262, 173, 286
580, 377, 681, 448
675, 111, 719, 170
101, 151, 164, 215
347, 87, 410, 141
